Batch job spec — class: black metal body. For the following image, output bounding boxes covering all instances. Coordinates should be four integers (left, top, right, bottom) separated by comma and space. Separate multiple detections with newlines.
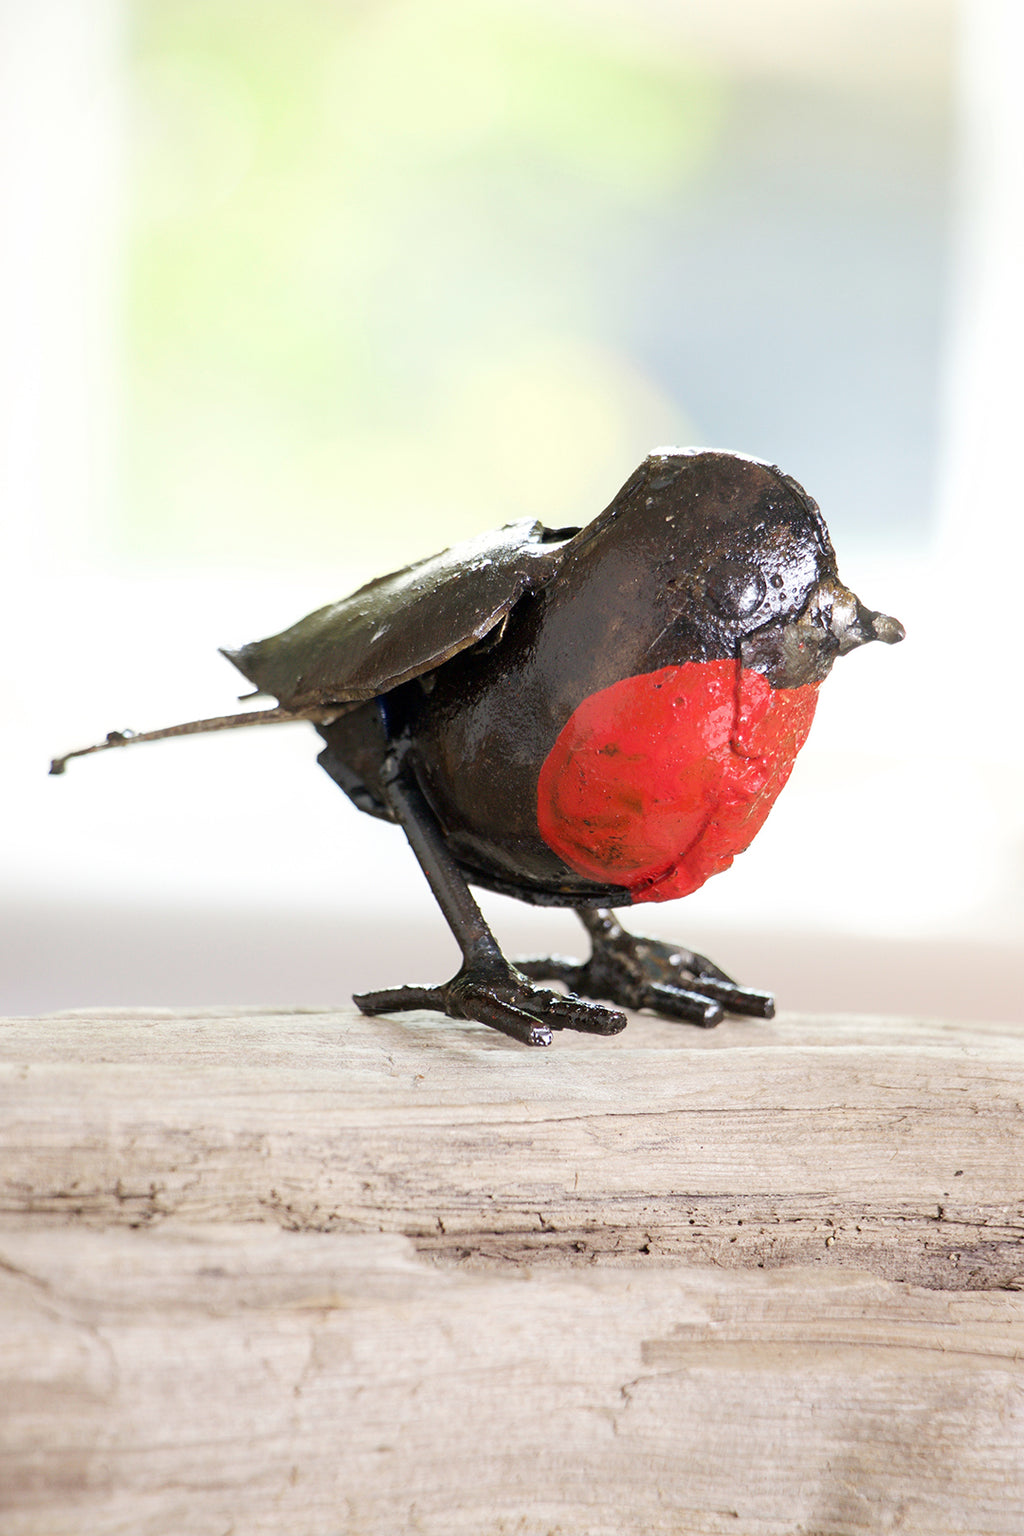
310, 451, 892, 907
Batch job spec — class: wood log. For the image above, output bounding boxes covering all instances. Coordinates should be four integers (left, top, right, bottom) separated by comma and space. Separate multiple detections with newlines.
2, 1005, 1023, 1533
4, 1006, 1022, 1287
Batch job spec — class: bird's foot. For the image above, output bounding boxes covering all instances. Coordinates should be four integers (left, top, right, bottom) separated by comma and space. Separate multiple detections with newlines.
518, 910, 775, 1028
354, 953, 627, 1048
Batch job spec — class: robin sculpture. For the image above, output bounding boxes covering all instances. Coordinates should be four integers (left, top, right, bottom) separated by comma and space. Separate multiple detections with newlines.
53, 449, 904, 1046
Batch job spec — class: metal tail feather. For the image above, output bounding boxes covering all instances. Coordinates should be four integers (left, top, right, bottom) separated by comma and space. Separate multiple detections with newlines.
49, 704, 344, 776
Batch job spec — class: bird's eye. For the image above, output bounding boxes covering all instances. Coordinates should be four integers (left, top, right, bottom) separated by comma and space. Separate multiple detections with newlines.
706, 560, 766, 619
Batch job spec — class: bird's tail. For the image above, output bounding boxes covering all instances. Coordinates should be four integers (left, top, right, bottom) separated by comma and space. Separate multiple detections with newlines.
49, 703, 344, 775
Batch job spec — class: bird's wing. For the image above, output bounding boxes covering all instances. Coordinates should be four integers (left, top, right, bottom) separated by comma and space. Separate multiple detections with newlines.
221, 520, 572, 710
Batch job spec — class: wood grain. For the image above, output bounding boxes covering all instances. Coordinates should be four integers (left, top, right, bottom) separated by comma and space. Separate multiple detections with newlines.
2, 1225, 1023, 1536
2, 1005, 1023, 1534
3, 1007, 1023, 1288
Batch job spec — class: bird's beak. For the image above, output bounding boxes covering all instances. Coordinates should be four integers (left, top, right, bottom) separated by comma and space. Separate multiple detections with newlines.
812, 577, 905, 655
741, 574, 905, 688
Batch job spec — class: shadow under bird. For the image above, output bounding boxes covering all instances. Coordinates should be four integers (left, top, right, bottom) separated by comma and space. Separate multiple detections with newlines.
53, 449, 904, 1046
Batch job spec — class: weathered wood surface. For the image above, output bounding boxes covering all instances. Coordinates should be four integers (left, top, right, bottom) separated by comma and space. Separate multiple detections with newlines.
2, 1005, 1024, 1534
2, 1225, 1023, 1536
3, 1006, 1023, 1288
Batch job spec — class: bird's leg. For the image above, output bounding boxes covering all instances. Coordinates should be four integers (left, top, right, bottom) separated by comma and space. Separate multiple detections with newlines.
353, 756, 627, 1047
518, 908, 775, 1029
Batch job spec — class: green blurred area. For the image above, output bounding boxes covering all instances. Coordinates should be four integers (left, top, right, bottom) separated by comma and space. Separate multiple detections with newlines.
123, 0, 720, 569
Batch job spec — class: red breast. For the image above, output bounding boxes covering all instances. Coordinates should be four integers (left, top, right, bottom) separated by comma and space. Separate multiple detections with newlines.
536, 658, 819, 902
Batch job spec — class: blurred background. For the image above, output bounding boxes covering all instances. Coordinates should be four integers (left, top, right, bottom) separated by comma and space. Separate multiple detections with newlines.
2, 0, 1021, 1022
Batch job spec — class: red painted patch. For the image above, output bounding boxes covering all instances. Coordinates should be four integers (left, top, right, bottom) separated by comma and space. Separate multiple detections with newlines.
536, 660, 819, 902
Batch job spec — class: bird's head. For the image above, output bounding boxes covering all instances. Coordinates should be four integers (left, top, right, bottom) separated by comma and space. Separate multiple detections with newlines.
629, 449, 904, 686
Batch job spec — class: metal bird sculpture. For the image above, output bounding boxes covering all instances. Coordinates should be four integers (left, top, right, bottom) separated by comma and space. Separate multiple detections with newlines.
53, 449, 904, 1046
